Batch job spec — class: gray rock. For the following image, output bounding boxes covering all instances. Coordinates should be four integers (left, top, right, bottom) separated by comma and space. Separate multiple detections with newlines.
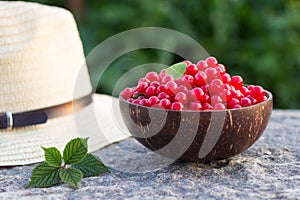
0, 110, 299, 199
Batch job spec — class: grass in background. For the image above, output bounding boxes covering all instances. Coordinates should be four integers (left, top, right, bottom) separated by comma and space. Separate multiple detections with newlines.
24, 0, 300, 108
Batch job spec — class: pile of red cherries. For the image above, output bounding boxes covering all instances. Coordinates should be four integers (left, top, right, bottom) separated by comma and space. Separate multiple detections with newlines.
121, 56, 267, 111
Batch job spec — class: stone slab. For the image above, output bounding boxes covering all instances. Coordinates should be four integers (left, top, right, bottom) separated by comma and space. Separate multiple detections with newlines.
0, 110, 299, 199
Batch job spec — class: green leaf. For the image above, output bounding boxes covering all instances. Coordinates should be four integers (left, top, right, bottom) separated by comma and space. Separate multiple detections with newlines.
42, 147, 62, 167
63, 138, 88, 165
26, 137, 110, 189
133, 93, 145, 99
26, 162, 61, 188
59, 168, 83, 189
165, 62, 187, 79
81, 137, 88, 148
73, 154, 110, 177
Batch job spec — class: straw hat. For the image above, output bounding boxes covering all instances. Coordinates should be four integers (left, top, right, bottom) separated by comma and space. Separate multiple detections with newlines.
0, 1, 127, 166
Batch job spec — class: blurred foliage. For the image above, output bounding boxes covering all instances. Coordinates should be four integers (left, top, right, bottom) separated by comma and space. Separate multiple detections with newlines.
25, 0, 300, 108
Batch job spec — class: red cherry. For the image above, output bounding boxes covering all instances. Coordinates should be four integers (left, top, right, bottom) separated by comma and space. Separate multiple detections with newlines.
121, 87, 133, 100
247, 95, 257, 105
137, 82, 149, 93
174, 92, 188, 105
203, 103, 213, 110
138, 78, 150, 84
221, 73, 231, 84
194, 71, 207, 86
161, 75, 174, 84
215, 64, 226, 75
240, 86, 249, 96
159, 69, 166, 80
251, 86, 265, 100
224, 83, 231, 90
158, 92, 170, 100
175, 78, 190, 89
220, 89, 232, 102
165, 81, 178, 95
196, 60, 208, 71
201, 85, 209, 94
157, 85, 167, 94
233, 104, 242, 109
256, 96, 266, 103
145, 72, 159, 82
150, 81, 160, 87
159, 99, 171, 109
206, 56, 218, 67
123, 57, 268, 110
203, 94, 211, 103
132, 90, 138, 97
248, 85, 254, 91
182, 75, 194, 88
133, 99, 140, 105
209, 79, 224, 94
193, 87, 205, 101
188, 102, 202, 110
240, 97, 252, 107
187, 90, 198, 101
211, 95, 223, 105
138, 95, 145, 100
148, 96, 160, 106
231, 76, 243, 89
228, 98, 240, 109
127, 98, 134, 103
185, 64, 198, 76
145, 86, 157, 97
231, 89, 243, 99
177, 85, 188, 93
183, 60, 192, 65
171, 102, 184, 110
140, 99, 150, 106
205, 67, 219, 82
214, 103, 226, 110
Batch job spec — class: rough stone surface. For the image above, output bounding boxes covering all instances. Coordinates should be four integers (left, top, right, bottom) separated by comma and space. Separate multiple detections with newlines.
0, 110, 299, 199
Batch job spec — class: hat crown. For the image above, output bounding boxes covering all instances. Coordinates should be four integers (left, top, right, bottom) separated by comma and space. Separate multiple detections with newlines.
0, 1, 92, 113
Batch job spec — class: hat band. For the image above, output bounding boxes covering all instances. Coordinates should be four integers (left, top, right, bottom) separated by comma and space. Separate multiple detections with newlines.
0, 94, 93, 130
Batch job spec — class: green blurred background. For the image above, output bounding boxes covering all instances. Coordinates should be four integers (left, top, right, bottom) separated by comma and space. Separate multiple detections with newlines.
25, 0, 300, 108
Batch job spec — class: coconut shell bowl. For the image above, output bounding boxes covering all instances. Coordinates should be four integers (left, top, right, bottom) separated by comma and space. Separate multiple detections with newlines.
119, 90, 273, 162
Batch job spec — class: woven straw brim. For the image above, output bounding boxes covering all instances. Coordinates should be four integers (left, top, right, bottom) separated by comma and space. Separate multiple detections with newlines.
0, 94, 129, 166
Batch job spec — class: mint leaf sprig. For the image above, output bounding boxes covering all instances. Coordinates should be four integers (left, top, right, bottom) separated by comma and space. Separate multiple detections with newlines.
165, 62, 187, 79
26, 138, 110, 189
